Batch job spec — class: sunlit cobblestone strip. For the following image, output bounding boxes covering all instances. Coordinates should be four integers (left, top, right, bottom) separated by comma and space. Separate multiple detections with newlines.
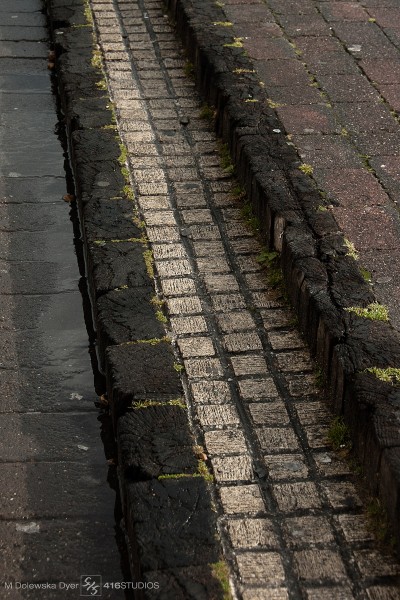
90, 1, 400, 598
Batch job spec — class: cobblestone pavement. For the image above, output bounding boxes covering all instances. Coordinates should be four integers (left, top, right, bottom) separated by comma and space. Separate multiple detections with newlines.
90, 0, 400, 598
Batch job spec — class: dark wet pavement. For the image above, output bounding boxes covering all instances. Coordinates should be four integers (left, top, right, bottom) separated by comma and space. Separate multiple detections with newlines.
0, 1, 130, 597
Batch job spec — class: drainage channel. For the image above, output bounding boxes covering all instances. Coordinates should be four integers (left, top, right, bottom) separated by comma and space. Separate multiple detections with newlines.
0, 1, 132, 597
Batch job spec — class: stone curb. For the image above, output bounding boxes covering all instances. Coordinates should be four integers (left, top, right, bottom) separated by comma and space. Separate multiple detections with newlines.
45, 1, 227, 595
165, 0, 400, 543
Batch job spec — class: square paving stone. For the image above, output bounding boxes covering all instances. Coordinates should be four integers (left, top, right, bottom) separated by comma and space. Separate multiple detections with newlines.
236, 552, 286, 586
211, 455, 254, 482
196, 405, 240, 428
303, 425, 331, 449
275, 351, 314, 372
204, 430, 247, 455
238, 378, 279, 401
167, 296, 203, 315
283, 515, 335, 547
273, 482, 322, 512
335, 514, 374, 543
321, 481, 363, 510
211, 293, 247, 312
264, 454, 309, 480
352, 549, 400, 578
365, 587, 400, 600
268, 331, 306, 350
227, 518, 279, 549
224, 332, 263, 353
257, 427, 300, 453
190, 380, 232, 404
217, 312, 256, 333
249, 402, 290, 426
219, 485, 266, 515
161, 277, 197, 296
242, 589, 289, 600
294, 549, 348, 583
170, 315, 208, 335
313, 452, 352, 477
230, 355, 269, 376
304, 586, 355, 600
177, 336, 215, 358
185, 358, 224, 378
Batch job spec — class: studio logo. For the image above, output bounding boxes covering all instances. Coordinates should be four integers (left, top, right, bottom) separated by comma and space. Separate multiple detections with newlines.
80, 576, 102, 597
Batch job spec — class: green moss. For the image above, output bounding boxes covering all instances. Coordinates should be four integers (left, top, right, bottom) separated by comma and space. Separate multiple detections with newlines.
230, 184, 246, 200
151, 295, 166, 308
241, 202, 260, 233
132, 398, 186, 410
199, 104, 215, 121
233, 68, 255, 75
366, 367, 400, 385
184, 61, 195, 78
121, 166, 130, 183
211, 562, 232, 600
155, 310, 168, 324
244, 98, 259, 103
143, 249, 154, 279
122, 185, 134, 200
213, 21, 233, 27
224, 37, 244, 48
158, 473, 191, 480
196, 459, 213, 482
360, 267, 372, 283
298, 163, 313, 176
173, 363, 185, 373
345, 302, 389, 322
343, 238, 359, 260
327, 416, 352, 451
118, 142, 128, 167
94, 237, 146, 245
96, 79, 107, 91
84, 3, 93, 26
256, 250, 283, 287
157, 457, 213, 483
91, 49, 103, 70
125, 337, 170, 347
267, 98, 284, 109
218, 142, 235, 175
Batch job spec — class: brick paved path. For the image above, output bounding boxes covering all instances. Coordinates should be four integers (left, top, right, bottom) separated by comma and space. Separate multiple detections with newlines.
90, 0, 400, 598
220, 0, 400, 331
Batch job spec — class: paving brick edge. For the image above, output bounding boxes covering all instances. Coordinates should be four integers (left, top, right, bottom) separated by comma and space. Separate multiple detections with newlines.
45, 1, 228, 596
165, 0, 400, 544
